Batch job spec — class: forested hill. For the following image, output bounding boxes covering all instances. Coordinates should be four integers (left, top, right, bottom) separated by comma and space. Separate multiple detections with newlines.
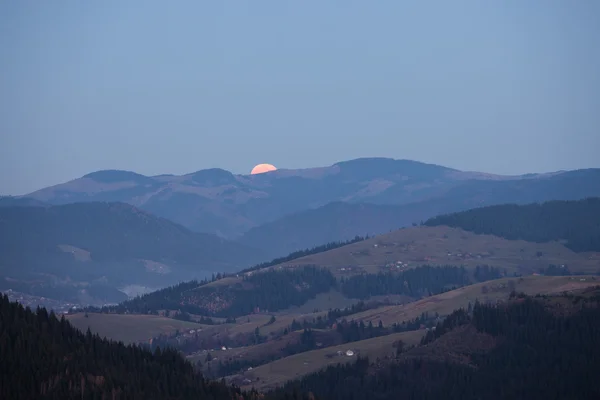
425, 197, 600, 252
0, 294, 262, 399
102, 266, 337, 317
6, 288, 600, 399
239, 235, 367, 274
98, 264, 488, 317
0, 202, 264, 269
98, 238, 366, 315
0, 202, 269, 305
269, 289, 600, 400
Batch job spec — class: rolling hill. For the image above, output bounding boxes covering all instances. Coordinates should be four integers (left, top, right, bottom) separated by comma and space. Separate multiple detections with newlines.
21, 157, 600, 241
0, 195, 48, 207
239, 202, 411, 258
75, 275, 600, 386
259, 225, 600, 277
22, 158, 459, 237
264, 289, 600, 400
233, 329, 426, 391
9, 283, 599, 399
240, 174, 600, 258
65, 312, 211, 344
205, 277, 599, 392
425, 197, 600, 252
100, 197, 600, 318
339, 275, 599, 327
0, 202, 264, 304
0, 294, 264, 400
102, 221, 600, 321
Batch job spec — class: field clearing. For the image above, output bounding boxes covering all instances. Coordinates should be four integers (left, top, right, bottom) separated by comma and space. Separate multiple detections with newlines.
187, 330, 305, 366
226, 310, 330, 338
201, 276, 240, 288
346, 275, 599, 326
281, 290, 358, 314
200, 227, 599, 292
235, 330, 425, 391
169, 225, 600, 321
272, 226, 600, 277
229, 275, 599, 390
66, 313, 209, 344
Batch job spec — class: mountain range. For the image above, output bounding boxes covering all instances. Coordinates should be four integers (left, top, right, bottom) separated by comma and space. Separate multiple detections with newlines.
3, 158, 600, 304
240, 168, 600, 258
12, 158, 600, 258
0, 202, 263, 304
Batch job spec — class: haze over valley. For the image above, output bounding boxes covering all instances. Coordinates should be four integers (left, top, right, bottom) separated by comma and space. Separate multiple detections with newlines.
2, 160, 600, 307
2, 1, 600, 399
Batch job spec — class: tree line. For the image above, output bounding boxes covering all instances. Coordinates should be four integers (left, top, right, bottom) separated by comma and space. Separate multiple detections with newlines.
238, 235, 367, 274
0, 294, 262, 399
91, 264, 501, 319
425, 197, 600, 252
339, 265, 473, 299
7, 285, 599, 399
268, 289, 600, 400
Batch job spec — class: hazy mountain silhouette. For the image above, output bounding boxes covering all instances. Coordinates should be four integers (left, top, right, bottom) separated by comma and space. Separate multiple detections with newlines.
0, 202, 264, 304
22, 158, 600, 241
0, 196, 48, 207
240, 170, 600, 257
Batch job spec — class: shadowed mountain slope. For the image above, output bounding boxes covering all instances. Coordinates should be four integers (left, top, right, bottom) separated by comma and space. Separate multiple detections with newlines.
240, 175, 600, 258
24, 158, 600, 239
0, 202, 264, 304
425, 197, 600, 252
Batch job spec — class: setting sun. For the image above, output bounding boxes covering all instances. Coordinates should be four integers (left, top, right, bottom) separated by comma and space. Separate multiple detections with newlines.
251, 163, 277, 175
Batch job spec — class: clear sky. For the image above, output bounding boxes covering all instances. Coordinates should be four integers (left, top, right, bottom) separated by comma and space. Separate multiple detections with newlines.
1, 1, 599, 195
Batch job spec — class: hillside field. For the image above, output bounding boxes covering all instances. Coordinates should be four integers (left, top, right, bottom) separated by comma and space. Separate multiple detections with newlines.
220, 275, 599, 391
199, 226, 600, 294
73, 275, 599, 347
346, 275, 599, 326
233, 329, 425, 391
277, 226, 600, 275
66, 313, 209, 344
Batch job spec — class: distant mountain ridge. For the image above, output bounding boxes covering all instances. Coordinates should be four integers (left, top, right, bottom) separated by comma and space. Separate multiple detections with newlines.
425, 197, 600, 252
240, 172, 600, 258
0, 202, 264, 304
19, 158, 600, 243
239, 202, 410, 258
0, 196, 48, 207
111, 197, 600, 318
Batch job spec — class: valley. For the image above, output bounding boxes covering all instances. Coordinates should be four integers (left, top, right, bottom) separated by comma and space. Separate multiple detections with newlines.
256, 225, 600, 277
2, 168, 600, 399
0, 202, 265, 305
63, 274, 600, 390
4, 3, 600, 396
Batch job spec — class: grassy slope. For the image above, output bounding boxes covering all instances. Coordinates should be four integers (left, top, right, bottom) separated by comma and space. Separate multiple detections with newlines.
66, 313, 209, 344
223, 310, 331, 338
233, 330, 425, 391
218, 275, 599, 390
65, 309, 331, 346
187, 330, 307, 367
202, 226, 599, 293
277, 226, 599, 275
346, 275, 599, 326
71, 276, 599, 346
68, 276, 600, 391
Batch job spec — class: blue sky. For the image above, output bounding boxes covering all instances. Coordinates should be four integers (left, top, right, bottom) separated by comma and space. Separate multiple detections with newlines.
1, 1, 599, 194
